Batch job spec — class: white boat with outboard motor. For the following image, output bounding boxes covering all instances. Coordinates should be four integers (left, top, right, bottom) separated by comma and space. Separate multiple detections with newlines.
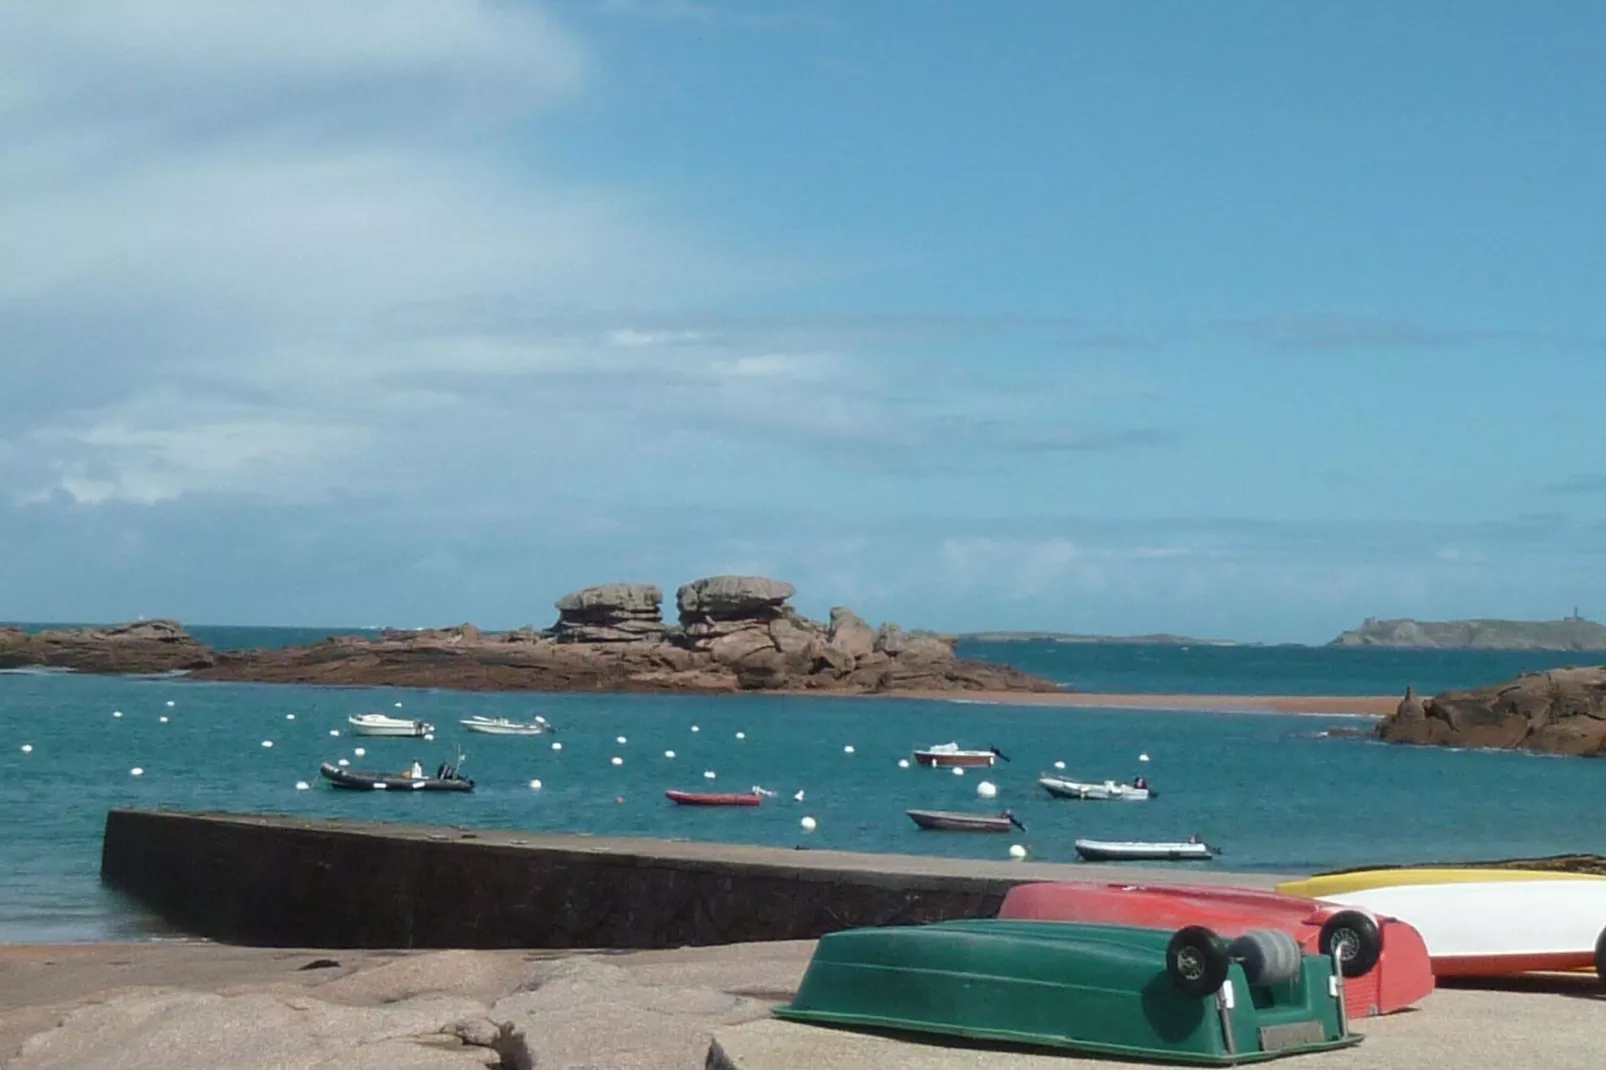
347, 712, 435, 737
1040, 775, 1155, 801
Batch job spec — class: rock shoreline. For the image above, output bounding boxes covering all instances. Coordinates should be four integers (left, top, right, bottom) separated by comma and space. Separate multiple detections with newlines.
1375, 667, 1606, 756
2, 576, 1063, 696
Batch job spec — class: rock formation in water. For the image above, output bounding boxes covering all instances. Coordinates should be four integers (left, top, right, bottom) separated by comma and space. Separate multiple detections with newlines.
1330, 615, 1606, 650
0, 575, 1059, 695
0, 619, 214, 674
550, 583, 670, 644
1375, 669, 1606, 756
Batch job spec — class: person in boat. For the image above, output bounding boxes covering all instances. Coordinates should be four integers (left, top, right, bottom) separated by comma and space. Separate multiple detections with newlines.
409, 759, 425, 779
1133, 776, 1149, 790
1187, 832, 1201, 844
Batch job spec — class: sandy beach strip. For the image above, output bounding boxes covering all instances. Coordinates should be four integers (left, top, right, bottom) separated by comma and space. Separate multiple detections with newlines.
882, 690, 1396, 716
4, 940, 1604, 1069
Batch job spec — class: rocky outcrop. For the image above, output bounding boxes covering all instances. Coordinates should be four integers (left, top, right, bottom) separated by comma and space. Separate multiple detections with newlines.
551, 583, 669, 644
0, 619, 214, 674
1375, 668, 1606, 756
174, 574, 1065, 696
1331, 615, 1606, 650
2, 578, 1061, 695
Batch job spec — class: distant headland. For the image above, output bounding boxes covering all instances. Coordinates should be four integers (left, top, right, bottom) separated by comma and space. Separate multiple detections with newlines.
0, 575, 1063, 696
1328, 613, 1606, 651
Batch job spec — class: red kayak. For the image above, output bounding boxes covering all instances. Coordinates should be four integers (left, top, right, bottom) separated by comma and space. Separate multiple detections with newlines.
997, 881, 1434, 1018
664, 789, 763, 807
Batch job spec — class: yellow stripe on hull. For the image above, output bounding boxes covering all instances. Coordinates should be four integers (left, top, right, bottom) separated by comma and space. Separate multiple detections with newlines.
1276, 867, 1606, 899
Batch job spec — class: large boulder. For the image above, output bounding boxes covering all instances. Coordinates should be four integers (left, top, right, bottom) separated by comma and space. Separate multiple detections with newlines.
551, 583, 669, 644
676, 576, 794, 620
825, 608, 875, 660
873, 623, 907, 655
556, 583, 663, 616
677, 576, 796, 650
1377, 668, 1606, 755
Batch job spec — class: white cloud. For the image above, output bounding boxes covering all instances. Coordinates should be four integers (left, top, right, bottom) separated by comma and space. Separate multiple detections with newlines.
0, 2, 759, 506
0, 2, 1170, 516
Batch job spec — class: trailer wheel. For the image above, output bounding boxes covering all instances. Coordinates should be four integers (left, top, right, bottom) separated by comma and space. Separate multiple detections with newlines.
1319, 911, 1381, 977
1167, 925, 1231, 996
1229, 929, 1303, 986
1595, 926, 1606, 992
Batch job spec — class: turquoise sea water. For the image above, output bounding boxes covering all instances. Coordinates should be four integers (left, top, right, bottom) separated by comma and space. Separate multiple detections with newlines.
2, 634, 1604, 943
954, 639, 1604, 696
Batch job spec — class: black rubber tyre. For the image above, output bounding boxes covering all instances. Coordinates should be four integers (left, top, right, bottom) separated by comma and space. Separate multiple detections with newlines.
1167, 925, 1231, 996
1229, 928, 1304, 986
1319, 910, 1382, 978
1595, 926, 1606, 993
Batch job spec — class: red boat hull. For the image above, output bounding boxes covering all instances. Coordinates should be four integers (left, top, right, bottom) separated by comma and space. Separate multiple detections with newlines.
998, 881, 1435, 1018
664, 790, 762, 807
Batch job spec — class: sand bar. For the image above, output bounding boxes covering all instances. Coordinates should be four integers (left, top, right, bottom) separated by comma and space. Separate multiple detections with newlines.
881, 690, 1395, 716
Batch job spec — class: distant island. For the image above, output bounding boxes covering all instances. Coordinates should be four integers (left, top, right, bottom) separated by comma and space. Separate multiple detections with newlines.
0, 575, 1064, 696
1328, 614, 1606, 651
957, 631, 1248, 646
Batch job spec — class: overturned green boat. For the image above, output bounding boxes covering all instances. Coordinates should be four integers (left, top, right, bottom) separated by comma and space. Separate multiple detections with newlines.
773, 919, 1361, 1065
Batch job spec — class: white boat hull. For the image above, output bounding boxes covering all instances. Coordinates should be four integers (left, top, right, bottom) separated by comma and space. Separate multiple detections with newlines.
1040, 776, 1152, 801
1074, 838, 1215, 862
460, 718, 546, 736
1305, 879, 1606, 976
347, 715, 434, 738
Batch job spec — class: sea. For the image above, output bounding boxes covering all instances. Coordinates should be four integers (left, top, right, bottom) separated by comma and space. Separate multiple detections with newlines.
2, 625, 1604, 944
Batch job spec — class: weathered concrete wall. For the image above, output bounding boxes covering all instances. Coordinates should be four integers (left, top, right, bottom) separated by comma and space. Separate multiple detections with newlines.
101, 809, 1036, 949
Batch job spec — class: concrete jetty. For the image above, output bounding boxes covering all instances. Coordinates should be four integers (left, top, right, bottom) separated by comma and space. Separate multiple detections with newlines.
100, 809, 1286, 948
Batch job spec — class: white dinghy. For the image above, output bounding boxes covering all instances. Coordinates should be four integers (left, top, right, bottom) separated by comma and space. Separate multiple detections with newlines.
1074, 838, 1218, 862
460, 715, 549, 736
1040, 775, 1155, 801
347, 712, 435, 738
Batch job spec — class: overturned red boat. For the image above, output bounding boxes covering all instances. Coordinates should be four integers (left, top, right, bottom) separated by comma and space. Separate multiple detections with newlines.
996, 880, 1434, 1018
664, 789, 763, 807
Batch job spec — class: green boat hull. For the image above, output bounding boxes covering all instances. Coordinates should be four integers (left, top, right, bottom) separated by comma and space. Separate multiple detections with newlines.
774, 919, 1361, 1065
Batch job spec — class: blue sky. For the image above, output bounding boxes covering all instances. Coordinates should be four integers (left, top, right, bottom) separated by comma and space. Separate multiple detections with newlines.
2, 1, 1603, 643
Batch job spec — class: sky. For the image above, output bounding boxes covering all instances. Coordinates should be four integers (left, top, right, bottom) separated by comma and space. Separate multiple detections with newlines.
2, 1, 1604, 643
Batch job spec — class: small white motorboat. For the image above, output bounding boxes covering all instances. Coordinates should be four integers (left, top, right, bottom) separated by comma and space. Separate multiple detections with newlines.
912, 742, 1009, 767
459, 715, 548, 736
1039, 775, 1154, 801
347, 712, 435, 738
1075, 838, 1218, 862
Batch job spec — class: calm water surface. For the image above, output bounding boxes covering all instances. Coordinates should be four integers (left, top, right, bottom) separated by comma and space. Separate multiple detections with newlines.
2, 636, 1603, 942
